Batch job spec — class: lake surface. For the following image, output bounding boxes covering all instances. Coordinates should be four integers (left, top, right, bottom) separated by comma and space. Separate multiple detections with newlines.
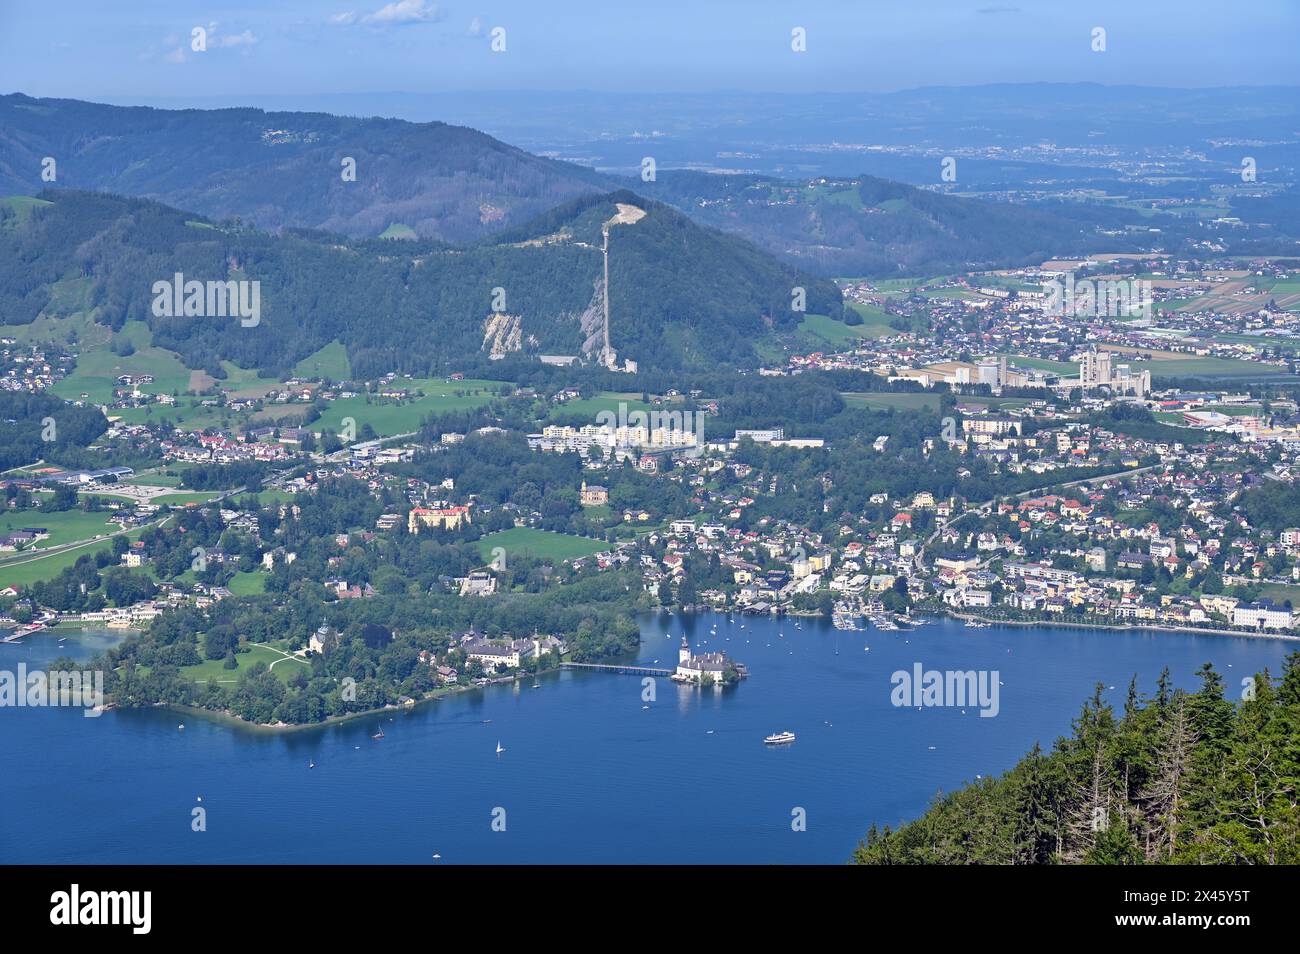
1, 614, 1294, 864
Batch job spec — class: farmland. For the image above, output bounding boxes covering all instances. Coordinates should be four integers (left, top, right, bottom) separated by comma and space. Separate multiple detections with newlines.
312, 378, 507, 437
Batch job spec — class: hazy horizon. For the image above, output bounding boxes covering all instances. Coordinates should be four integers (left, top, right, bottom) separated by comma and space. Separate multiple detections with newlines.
2, 1, 1297, 101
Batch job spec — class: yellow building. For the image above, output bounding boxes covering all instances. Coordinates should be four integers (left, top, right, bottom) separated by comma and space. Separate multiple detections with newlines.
408, 505, 471, 534
580, 481, 609, 506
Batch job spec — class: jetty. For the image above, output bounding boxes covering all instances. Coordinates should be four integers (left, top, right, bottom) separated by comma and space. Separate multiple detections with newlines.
561, 662, 673, 677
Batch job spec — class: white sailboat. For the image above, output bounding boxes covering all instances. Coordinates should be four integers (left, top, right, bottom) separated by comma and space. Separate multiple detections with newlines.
495, 740, 505, 755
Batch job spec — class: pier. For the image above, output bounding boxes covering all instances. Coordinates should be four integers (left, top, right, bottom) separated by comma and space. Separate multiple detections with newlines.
561, 662, 673, 677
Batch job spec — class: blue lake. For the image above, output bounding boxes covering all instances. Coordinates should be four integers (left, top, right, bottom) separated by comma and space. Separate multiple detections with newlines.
1, 614, 1293, 863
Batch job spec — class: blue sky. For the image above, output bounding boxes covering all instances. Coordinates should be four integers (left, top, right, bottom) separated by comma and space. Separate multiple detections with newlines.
1, 0, 1296, 100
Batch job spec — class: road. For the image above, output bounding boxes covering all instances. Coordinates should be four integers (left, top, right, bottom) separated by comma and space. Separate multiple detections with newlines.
915, 463, 1159, 573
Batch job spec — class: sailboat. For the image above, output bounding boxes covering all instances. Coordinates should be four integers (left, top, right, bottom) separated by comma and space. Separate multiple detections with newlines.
495, 740, 505, 755
372, 726, 385, 740
309, 759, 315, 769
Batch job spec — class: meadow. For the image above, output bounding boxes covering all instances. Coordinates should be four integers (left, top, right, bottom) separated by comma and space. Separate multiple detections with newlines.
179, 642, 310, 686
840, 392, 941, 412
0, 510, 119, 552
475, 527, 607, 562
312, 378, 506, 437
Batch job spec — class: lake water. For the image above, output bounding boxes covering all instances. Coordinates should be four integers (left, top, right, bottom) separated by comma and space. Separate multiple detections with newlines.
0, 614, 1293, 864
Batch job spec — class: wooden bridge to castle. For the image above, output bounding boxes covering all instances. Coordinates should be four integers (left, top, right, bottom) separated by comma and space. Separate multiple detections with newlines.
561, 662, 673, 677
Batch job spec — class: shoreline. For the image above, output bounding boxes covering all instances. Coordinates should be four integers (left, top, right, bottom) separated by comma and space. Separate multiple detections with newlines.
941, 609, 1300, 642
133, 668, 560, 734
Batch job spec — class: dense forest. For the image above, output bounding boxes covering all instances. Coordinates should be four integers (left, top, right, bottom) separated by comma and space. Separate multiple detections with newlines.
637, 171, 1171, 276
84, 567, 643, 726
0, 391, 108, 470
854, 657, 1300, 864
1236, 480, 1300, 535
0, 189, 839, 377
0, 92, 607, 242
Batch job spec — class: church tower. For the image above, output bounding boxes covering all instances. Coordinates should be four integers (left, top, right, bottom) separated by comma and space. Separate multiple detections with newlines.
678, 636, 691, 665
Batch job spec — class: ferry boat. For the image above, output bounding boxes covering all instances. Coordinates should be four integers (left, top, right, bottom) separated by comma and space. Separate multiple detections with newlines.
764, 731, 797, 745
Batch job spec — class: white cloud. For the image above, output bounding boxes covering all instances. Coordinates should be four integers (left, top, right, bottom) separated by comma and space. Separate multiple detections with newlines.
329, 12, 358, 26
362, 0, 442, 26
164, 47, 186, 64
215, 29, 258, 48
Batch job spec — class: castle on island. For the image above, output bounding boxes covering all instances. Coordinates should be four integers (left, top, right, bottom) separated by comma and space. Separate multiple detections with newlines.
672, 636, 747, 686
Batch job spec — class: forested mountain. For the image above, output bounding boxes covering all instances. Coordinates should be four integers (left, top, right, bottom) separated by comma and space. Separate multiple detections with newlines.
639, 172, 1162, 276
0, 93, 609, 243
1, 94, 1186, 277
0, 392, 108, 470
0, 189, 840, 377
853, 657, 1300, 864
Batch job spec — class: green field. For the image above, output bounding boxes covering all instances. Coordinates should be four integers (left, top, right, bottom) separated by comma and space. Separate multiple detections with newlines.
1000, 354, 1076, 374
51, 322, 194, 405
85, 489, 222, 506
798, 307, 894, 347
1257, 583, 1300, 607
0, 510, 118, 551
128, 469, 186, 488
956, 396, 1035, 411
1145, 357, 1290, 380
179, 642, 310, 685
313, 378, 505, 437
476, 527, 607, 562
0, 527, 148, 590
550, 390, 658, 422
0, 194, 53, 225
378, 223, 419, 240
227, 572, 269, 596
841, 392, 941, 412
999, 351, 1290, 381
293, 340, 352, 381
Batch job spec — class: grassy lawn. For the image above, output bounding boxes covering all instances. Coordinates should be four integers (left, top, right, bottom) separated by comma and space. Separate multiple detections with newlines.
1145, 357, 1290, 379
999, 354, 1076, 374
128, 469, 187, 488
0, 527, 147, 590
1257, 583, 1300, 607
0, 509, 118, 550
549, 391, 656, 421
50, 321, 195, 406
797, 309, 894, 348
0, 194, 53, 224
313, 378, 505, 437
841, 392, 941, 412
227, 572, 268, 596
234, 488, 298, 506
180, 642, 310, 685
476, 527, 607, 562
956, 396, 1035, 411
85, 489, 223, 505
293, 340, 352, 381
